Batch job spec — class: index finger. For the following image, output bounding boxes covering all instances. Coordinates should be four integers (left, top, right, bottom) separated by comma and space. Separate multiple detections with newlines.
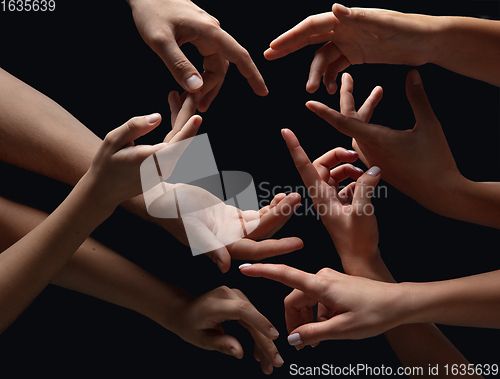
239, 263, 320, 296
281, 128, 323, 190
211, 28, 268, 96
269, 12, 337, 51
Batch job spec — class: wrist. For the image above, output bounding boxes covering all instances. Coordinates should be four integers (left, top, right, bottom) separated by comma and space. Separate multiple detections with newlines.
427, 16, 455, 66
341, 248, 396, 283
147, 282, 194, 334
72, 172, 118, 219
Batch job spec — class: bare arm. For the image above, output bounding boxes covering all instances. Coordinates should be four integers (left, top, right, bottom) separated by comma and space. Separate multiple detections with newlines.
265, 5, 500, 92
0, 195, 284, 373
0, 67, 100, 186
0, 195, 186, 331
279, 113, 478, 377
0, 67, 303, 272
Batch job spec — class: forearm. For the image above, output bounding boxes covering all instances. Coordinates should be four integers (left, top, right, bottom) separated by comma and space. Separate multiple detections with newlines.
342, 251, 474, 376
0, 68, 100, 186
0, 174, 114, 333
51, 237, 190, 331
430, 16, 500, 86
0, 195, 189, 333
447, 180, 500, 230
402, 270, 500, 328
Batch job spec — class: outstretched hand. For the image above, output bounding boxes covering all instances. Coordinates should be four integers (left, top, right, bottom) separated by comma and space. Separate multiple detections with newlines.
265, 4, 436, 94
240, 263, 404, 347
127, 0, 268, 112
147, 90, 303, 273
170, 285, 284, 374
306, 70, 463, 218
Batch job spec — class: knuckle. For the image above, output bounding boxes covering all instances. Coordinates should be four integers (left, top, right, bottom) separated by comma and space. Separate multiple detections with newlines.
259, 338, 277, 355
147, 29, 169, 49
216, 285, 233, 297
317, 267, 334, 276
171, 56, 194, 74
235, 300, 252, 314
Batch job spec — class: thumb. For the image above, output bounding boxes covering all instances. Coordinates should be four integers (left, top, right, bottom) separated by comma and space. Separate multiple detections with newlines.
287, 314, 352, 347
202, 331, 244, 359
158, 38, 204, 93
332, 4, 393, 36
352, 166, 381, 209
103, 113, 162, 152
206, 245, 231, 273
406, 70, 437, 125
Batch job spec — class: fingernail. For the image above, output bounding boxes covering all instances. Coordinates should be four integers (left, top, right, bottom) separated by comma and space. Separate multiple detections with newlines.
268, 363, 274, 373
229, 347, 238, 357
335, 3, 351, 16
410, 70, 422, 86
186, 74, 203, 91
269, 327, 280, 337
288, 333, 302, 346
238, 263, 253, 270
216, 258, 224, 270
347, 149, 357, 155
353, 167, 364, 173
366, 166, 381, 176
275, 352, 284, 365
145, 113, 161, 124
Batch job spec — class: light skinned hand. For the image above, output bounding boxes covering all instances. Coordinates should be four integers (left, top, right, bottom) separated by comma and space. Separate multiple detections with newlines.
145, 91, 303, 272
265, 4, 438, 93
306, 70, 464, 219
127, 0, 268, 112
170, 285, 284, 374
88, 110, 200, 208
281, 128, 382, 273
240, 264, 404, 347
151, 182, 304, 273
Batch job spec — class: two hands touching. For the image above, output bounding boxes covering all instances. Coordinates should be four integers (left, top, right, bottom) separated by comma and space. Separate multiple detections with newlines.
126, 0, 268, 112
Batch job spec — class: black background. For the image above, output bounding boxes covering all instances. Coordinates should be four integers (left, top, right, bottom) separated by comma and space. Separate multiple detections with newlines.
0, 0, 499, 377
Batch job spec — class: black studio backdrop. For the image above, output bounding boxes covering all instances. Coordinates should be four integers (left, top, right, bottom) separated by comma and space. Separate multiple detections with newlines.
0, 1, 499, 377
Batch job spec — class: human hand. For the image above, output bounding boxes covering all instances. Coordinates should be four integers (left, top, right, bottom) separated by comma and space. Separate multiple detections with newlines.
127, 0, 268, 112
240, 263, 405, 347
306, 70, 464, 218
281, 128, 382, 274
143, 91, 303, 272
150, 182, 304, 272
169, 285, 284, 374
88, 111, 200, 208
265, 4, 440, 94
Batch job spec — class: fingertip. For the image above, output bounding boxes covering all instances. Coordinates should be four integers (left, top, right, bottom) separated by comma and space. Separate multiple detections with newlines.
239, 263, 253, 270
333, 3, 351, 16
145, 113, 161, 125
185, 74, 204, 92
366, 166, 381, 177
229, 346, 244, 359
409, 70, 422, 86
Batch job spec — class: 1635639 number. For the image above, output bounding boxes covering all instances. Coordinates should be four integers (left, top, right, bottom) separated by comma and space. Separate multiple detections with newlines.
1, 0, 55, 11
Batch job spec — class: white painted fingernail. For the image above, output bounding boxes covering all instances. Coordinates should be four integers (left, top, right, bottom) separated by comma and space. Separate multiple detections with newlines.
275, 352, 284, 365
353, 167, 364, 173
269, 327, 280, 337
186, 75, 203, 91
366, 166, 381, 176
288, 333, 302, 346
239, 263, 253, 269
347, 150, 357, 154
